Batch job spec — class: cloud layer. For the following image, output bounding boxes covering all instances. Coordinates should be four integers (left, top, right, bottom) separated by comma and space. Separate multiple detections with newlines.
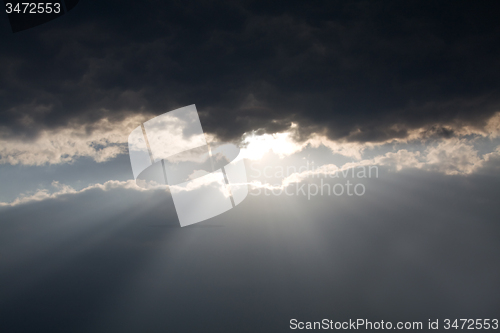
1, 1, 500, 143
1, 164, 499, 333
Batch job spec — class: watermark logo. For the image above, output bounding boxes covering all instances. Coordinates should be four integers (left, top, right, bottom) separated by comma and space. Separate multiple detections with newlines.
248, 161, 379, 199
128, 105, 248, 227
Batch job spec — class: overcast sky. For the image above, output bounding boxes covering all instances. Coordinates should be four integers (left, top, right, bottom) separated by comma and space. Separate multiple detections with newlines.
1, 1, 499, 332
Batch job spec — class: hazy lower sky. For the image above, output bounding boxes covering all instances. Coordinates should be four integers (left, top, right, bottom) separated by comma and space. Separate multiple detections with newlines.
1, 1, 499, 332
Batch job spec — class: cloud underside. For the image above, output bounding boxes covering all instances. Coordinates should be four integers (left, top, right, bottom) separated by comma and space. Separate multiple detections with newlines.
0, 111, 499, 170
1, 1, 500, 144
2, 136, 499, 208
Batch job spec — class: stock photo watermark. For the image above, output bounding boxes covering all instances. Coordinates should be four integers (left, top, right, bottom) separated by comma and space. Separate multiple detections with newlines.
248, 161, 379, 199
128, 105, 248, 227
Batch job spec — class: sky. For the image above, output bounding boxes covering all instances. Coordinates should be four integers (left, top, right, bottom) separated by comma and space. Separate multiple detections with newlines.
1, 1, 499, 332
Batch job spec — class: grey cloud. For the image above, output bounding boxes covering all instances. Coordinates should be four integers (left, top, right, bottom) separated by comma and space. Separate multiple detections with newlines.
1, 1, 500, 143
0, 167, 499, 332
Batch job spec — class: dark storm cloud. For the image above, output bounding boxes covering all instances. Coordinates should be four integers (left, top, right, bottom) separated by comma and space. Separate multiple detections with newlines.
0, 167, 499, 332
1, 0, 500, 142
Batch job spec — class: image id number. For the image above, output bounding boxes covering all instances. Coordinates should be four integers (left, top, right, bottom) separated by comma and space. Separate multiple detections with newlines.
6, 3, 61, 14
